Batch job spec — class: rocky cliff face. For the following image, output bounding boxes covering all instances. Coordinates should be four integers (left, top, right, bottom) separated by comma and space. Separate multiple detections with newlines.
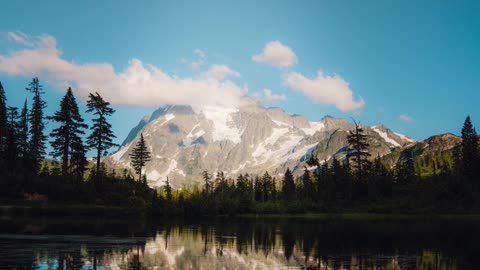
108, 102, 415, 188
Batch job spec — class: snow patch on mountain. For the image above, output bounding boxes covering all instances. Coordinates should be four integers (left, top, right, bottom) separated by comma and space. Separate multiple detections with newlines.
372, 127, 401, 147
183, 124, 206, 146
252, 128, 289, 158
394, 132, 415, 143
302, 122, 325, 136
202, 107, 241, 144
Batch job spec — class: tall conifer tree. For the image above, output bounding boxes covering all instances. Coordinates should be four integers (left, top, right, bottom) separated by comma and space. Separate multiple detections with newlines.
347, 121, 371, 179
0, 82, 7, 164
17, 100, 29, 162
129, 133, 152, 181
26, 77, 46, 174
49, 87, 88, 176
86, 92, 118, 178
282, 168, 295, 201
461, 116, 479, 178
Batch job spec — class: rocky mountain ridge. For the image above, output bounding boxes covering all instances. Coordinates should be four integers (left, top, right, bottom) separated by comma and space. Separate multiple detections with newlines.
108, 101, 418, 188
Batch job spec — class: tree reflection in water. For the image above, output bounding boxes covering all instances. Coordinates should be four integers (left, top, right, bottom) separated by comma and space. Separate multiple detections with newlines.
0, 217, 478, 269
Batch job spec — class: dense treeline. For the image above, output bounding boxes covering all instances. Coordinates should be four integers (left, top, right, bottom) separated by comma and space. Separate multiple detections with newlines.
153, 116, 480, 215
0, 78, 479, 215
0, 78, 154, 210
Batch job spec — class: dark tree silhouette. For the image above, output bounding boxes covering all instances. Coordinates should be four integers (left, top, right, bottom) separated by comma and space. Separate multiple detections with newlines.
5, 107, 19, 167
0, 81, 6, 165
347, 120, 371, 179
164, 176, 173, 201
202, 170, 212, 194
26, 77, 46, 174
86, 92, 118, 179
129, 133, 152, 181
48, 87, 88, 177
282, 168, 295, 201
396, 149, 416, 185
461, 116, 479, 178
17, 100, 29, 163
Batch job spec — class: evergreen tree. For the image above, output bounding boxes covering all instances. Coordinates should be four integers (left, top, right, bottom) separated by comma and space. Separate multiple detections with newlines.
254, 176, 262, 202
70, 135, 88, 180
26, 77, 46, 174
262, 171, 272, 202
17, 100, 29, 162
5, 107, 19, 167
86, 92, 118, 178
301, 167, 314, 201
461, 116, 479, 178
347, 120, 371, 179
282, 168, 296, 200
396, 149, 416, 185
164, 177, 173, 201
48, 87, 88, 177
0, 81, 7, 164
201, 170, 212, 194
129, 133, 152, 181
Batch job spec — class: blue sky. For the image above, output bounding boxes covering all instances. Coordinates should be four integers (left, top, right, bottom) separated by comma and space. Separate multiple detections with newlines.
1, 0, 479, 153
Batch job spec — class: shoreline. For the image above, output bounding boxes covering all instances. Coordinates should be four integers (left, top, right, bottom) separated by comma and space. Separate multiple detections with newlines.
3, 202, 480, 219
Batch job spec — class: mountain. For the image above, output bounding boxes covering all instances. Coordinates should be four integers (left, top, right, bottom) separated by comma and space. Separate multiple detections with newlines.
381, 133, 462, 168
108, 102, 415, 188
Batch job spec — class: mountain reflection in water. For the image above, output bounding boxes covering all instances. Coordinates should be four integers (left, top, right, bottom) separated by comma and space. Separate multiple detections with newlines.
0, 217, 478, 269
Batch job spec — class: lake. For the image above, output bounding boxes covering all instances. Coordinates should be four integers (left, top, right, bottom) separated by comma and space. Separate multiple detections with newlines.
0, 215, 479, 269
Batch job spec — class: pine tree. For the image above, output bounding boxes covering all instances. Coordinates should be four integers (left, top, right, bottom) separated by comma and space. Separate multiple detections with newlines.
26, 77, 46, 174
461, 116, 479, 178
86, 92, 118, 178
396, 149, 416, 185
0, 81, 7, 165
282, 168, 295, 201
129, 133, 152, 181
5, 107, 19, 167
17, 100, 29, 162
70, 135, 88, 180
347, 120, 371, 180
201, 170, 212, 194
164, 177, 173, 201
48, 87, 88, 177
301, 167, 314, 201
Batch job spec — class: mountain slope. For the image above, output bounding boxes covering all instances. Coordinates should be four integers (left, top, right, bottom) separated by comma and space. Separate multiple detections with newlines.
108, 102, 415, 188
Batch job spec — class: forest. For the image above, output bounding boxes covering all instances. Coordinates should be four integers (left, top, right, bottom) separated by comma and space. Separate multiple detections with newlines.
1, 78, 479, 216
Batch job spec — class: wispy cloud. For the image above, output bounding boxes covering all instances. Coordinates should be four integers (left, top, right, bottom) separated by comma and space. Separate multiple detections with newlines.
0, 34, 247, 109
399, 114, 414, 122
4, 31, 32, 46
252, 41, 298, 69
206, 64, 240, 80
284, 70, 364, 112
190, 49, 205, 70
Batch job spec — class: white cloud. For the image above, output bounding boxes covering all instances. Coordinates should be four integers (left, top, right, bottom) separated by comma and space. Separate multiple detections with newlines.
0, 34, 247, 109
252, 41, 298, 69
263, 89, 287, 102
206, 65, 240, 80
399, 114, 414, 122
190, 49, 205, 70
284, 70, 365, 112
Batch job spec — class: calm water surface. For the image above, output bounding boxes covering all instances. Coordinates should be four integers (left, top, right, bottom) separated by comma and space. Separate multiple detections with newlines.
0, 215, 479, 269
